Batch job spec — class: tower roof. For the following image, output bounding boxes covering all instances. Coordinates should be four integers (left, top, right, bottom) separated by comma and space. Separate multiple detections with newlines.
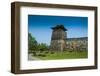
51, 25, 67, 31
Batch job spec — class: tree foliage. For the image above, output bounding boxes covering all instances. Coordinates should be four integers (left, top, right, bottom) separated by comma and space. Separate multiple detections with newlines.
28, 33, 49, 53
28, 33, 38, 51
38, 43, 49, 51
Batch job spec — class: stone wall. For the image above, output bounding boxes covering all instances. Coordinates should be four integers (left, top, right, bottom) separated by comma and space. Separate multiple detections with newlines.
66, 37, 88, 51
50, 40, 66, 51
50, 25, 87, 52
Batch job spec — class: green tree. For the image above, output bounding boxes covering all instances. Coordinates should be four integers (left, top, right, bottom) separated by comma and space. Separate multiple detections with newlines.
28, 33, 49, 53
38, 43, 49, 51
28, 33, 38, 52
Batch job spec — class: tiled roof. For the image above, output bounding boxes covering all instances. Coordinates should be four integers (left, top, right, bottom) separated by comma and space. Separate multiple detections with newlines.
51, 25, 67, 31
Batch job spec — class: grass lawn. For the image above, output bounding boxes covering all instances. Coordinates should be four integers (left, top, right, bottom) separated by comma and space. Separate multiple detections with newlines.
32, 51, 88, 60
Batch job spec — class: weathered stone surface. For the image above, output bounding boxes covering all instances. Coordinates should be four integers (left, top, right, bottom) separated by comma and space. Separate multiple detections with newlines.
66, 37, 88, 51
50, 25, 67, 51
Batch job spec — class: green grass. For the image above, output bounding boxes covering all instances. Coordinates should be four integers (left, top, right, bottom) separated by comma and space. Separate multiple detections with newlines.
33, 51, 88, 60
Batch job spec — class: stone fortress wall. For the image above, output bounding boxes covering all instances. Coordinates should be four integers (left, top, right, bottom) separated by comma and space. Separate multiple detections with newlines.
66, 37, 88, 51
50, 25, 88, 51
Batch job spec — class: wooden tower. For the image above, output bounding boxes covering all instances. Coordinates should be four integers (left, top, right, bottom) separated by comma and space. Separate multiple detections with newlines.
50, 25, 67, 51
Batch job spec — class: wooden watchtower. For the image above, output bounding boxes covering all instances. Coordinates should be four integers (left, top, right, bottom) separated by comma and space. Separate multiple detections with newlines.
50, 25, 67, 51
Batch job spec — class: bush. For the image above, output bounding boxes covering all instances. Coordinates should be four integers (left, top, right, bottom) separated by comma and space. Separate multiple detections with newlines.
37, 54, 46, 57
44, 51, 49, 54
32, 52, 37, 56
51, 51, 54, 54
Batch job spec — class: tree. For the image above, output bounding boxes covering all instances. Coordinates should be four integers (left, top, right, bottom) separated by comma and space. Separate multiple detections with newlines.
28, 33, 49, 53
28, 33, 38, 52
38, 43, 49, 51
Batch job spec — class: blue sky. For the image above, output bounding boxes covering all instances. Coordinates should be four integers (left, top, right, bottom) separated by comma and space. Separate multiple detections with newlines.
28, 15, 88, 45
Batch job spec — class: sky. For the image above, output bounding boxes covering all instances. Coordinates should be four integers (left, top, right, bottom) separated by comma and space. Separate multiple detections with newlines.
28, 15, 88, 45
